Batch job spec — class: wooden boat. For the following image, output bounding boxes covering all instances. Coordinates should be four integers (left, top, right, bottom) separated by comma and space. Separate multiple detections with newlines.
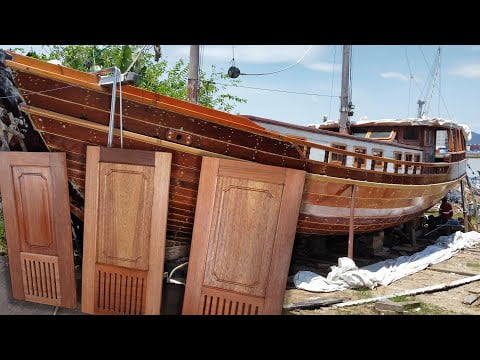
0, 50, 468, 242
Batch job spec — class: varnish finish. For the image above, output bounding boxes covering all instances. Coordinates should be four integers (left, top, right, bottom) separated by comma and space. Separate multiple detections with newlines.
0, 152, 76, 308
3, 51, 467, 238
182, 158, 305, 315
81, 146, 171, 314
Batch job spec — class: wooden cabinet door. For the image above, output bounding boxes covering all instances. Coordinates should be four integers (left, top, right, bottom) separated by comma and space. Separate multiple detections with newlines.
182, 158, 305, 315
0, 152, 76, 308
81, 146, 171, 315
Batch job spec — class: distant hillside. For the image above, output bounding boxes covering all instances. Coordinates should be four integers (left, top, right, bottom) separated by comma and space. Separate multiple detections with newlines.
469, 131, 480, 145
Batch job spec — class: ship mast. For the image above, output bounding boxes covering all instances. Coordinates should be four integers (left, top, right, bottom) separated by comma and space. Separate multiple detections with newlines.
339, 45, 353, 134
188, 45, 200, 104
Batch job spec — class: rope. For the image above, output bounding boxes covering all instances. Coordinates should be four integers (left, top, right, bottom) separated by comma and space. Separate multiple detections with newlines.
119, 67, 123, 148
198, 79, 338, 98
124, 45, 150, 74
107, 67, 122, 148
240, 45, 313, 76
328, 45, 337, 120
0, 84, 75, 100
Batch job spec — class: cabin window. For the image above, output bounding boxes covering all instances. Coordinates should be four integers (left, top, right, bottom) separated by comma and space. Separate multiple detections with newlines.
352, 130, 368, 138
393, 152, 403, 173
330, 143, 347, 165
405, 153, 413, 173
371, 149, 384, 170
353, 147, 367, 168
369, 130, 394, 139
403, 127, 419, 140
414, 154, 421, 162
436, 129, 448, 150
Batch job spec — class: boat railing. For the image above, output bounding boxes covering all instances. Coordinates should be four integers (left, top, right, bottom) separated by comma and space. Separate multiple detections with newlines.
291, 139, 465, 176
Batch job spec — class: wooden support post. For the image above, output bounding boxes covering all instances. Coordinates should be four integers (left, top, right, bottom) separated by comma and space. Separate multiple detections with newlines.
348, 184, 357, 259
460, 179, 469, 232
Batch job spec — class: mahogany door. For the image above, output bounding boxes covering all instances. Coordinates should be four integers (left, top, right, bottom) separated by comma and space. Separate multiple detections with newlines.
0, 152, 76, 308
81, 146, 171, 315
182, 158, 305, 315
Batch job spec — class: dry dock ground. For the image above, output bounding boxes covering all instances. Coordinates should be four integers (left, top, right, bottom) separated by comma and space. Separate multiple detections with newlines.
283, 246, 480, 315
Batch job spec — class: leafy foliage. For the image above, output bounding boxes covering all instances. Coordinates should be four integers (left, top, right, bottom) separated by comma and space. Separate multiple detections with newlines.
19, 45, 246, 113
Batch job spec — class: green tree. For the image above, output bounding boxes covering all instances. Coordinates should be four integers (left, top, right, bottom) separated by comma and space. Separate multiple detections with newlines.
22, 45, 246, 113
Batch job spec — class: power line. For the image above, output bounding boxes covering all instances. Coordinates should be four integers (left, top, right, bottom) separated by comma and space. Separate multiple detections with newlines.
239, 45, 313, 76
199, 79, 339, 98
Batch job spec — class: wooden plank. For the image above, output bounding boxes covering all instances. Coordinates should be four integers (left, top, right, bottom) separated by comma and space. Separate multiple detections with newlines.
182, 158, 305, 315
426, 267, 479, 277
0, 152, 76, 308
283, 297, 347, 311
81, 146, 171, 314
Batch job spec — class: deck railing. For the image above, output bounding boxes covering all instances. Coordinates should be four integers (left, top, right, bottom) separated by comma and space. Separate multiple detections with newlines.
294, 139, 465, 177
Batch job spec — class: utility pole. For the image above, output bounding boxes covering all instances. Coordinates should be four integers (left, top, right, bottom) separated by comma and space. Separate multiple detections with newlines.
188, 45, 200, 104
339, 45, 352, 134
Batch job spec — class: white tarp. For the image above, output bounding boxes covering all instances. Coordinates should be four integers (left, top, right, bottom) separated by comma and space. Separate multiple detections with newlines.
308, 117, 472, 141
293, 231, 480, 292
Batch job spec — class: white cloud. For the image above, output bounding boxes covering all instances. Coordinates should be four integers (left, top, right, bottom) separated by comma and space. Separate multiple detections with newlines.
305, 62, 341, 72
450, 64, 480, 78
380, 72, 409, 81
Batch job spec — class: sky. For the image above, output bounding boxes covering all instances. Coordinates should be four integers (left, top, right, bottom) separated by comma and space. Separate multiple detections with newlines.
2, 45, 480, 134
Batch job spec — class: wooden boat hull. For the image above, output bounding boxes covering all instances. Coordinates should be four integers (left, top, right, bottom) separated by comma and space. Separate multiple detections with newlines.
22, 109, 458, 238
3, 52, 463, 240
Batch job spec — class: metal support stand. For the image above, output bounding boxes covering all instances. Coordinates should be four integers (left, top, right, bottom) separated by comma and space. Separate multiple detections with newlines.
348, 184, 357, 259
460, 179, 469, 232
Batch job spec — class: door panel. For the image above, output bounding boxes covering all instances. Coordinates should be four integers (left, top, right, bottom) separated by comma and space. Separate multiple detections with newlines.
0, 152, 76, 308
182, 158, 305, 315
81, 146, 171, 315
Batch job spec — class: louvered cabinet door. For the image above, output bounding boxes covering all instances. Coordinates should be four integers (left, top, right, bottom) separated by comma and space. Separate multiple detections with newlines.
0, 152, 76, 308
182, 158, 305, 315
81, 146, 171, 315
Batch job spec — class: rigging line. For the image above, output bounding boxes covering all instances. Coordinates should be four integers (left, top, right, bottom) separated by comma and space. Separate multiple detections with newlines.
240, 45, 313, 76
328, 45, 338, 120
418, 46, 435, 100
124, 45, 150, 74
0, 84, 76, 99
425, 48, 441, 116
404, 47, 423, 95
408, 74, 412, 117
438, 46, 442, 117
198, 79, 339, 97
348, 45, 353, 104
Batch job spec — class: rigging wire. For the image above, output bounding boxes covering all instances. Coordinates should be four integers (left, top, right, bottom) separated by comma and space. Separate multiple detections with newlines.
124, 45, 151, 74
198, 79, 339, 97
404, 47, 423, 96
328, 45, 337, 120
0, 84, 76, 99
419, 46, 452, 119
239, 45, 313, 76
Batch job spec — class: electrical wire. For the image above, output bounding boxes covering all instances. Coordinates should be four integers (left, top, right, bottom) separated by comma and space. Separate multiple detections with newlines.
198, 79, 338, 97
239, 45, 313, 76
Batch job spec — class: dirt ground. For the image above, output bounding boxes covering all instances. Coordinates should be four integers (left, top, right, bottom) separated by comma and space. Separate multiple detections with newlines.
283, 246, 480, 315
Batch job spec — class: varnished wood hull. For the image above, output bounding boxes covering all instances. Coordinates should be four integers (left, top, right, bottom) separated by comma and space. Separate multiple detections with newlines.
4, 52, 464, 239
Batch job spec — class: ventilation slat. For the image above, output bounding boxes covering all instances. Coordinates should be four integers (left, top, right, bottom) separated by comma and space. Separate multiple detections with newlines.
94, 267, 147, 315
20, 254, 62, 305
198, 291, 263, 316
